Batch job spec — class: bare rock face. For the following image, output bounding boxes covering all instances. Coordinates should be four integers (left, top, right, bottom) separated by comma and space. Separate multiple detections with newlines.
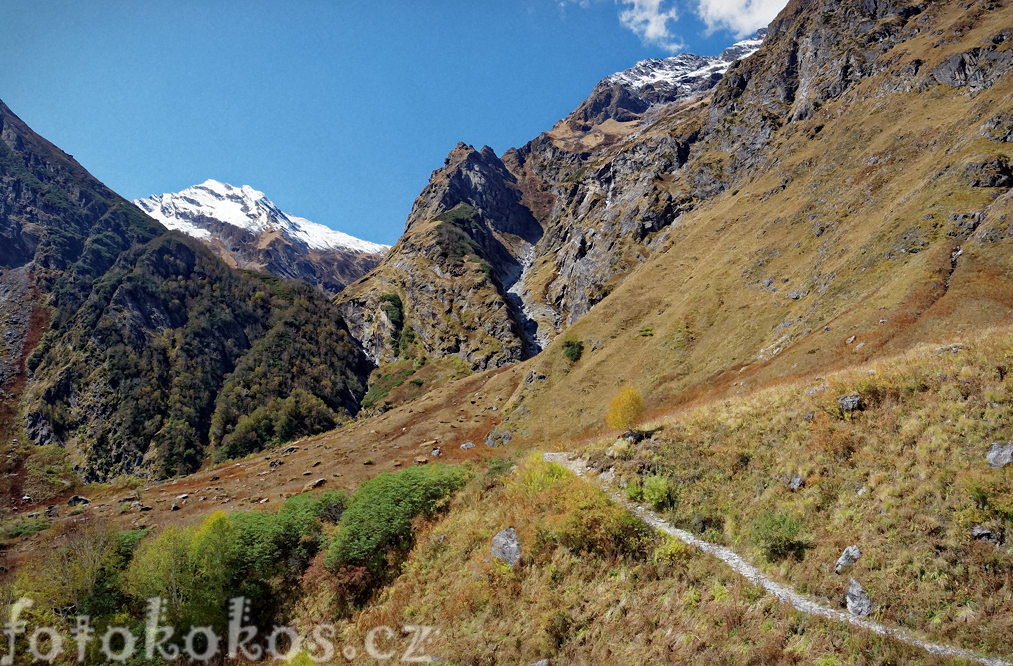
491, 527, 521, 567
845, 578, 873, 617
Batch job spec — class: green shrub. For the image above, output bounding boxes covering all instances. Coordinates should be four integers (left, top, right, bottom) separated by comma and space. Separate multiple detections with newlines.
125, 490, 346, 631
325, 465, 470, 574
625, 476, 644, 502
1, 517, 50, 539
751, 511, 807, 562
379, 293, 404, 330
643, 474, 676, 511
562, 339, 584, 362
557, 496, 654, 561
361, 366, 416, 409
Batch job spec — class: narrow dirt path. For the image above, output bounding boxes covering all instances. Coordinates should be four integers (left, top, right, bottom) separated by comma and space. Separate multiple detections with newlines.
543, 452, 1011, 666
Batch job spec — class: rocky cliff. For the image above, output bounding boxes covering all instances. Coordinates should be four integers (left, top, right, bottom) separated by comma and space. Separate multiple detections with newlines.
337, 143, 543, 371
341, 33, 769, 370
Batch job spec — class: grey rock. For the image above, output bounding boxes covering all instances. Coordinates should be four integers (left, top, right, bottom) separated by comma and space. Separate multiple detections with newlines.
837, 395, 862, 413
485, 427, 513, 448
845, 578, 873, 617
789, 474, 805, 492
834, 545, 862, 574
460, 442, 476, 450
67, 495, 90, 507
170, 504, 180, 511
528, 661, 550, 666
971, 525, 1001, 545
491, 527, 521, 567
981, 111, 1013, 143
965, 156, 1012, 188
525, 370, 547, 384
303, 478, 326, 492
986, 442, 1012, 468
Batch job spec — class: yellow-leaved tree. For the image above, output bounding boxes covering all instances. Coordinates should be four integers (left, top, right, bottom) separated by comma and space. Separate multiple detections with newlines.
606, 386, 644, 436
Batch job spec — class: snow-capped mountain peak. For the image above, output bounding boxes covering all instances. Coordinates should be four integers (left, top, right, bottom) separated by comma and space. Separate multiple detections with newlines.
566, 30, 766, 130
601, 29, 766, 100
135, 180, 389, 255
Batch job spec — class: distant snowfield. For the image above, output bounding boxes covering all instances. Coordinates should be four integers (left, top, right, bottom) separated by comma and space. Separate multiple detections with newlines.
134, 179, 389, 254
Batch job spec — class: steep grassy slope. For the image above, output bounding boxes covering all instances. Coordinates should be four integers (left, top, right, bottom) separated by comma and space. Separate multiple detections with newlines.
306, 456, 949, 664
497, 0, 1013, 447
587, 333, 1013, 658
282, 329, 1011, 663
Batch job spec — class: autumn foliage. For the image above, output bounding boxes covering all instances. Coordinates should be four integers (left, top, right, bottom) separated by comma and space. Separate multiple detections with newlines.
606, 386, 644, 435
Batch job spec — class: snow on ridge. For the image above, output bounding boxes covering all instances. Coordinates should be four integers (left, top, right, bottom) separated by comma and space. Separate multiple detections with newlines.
284, 214, 389, 254
602, 31, 765, 94
134, 180, 389, 254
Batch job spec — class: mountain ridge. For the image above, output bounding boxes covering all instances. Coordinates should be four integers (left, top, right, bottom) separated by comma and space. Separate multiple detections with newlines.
135, 180, 388, 293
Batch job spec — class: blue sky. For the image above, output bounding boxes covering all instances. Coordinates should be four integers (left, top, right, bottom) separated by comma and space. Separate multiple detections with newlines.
0, 0, 783, 245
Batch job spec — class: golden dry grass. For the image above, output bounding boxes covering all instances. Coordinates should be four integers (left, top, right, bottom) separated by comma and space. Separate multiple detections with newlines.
311, 455, 944, 664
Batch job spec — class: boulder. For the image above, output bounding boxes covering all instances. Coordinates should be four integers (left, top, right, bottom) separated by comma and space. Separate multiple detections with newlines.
788, 474, 805, 492
986, 442, 1012, 468
485, 427, 513, 448
845, 578, 873, 617
971, 525, 1002, 545
303, 478, 327, 492
525, 370, 547, 384
67, 495, 90, 507
834, 545, 861, 574
460, 442, 476, 450
170, 504, 180, 511
837, 395, 862, 413
491, 527, 521, 567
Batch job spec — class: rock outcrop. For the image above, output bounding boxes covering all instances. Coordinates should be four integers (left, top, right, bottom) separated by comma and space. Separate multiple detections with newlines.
337, 143, 543, 370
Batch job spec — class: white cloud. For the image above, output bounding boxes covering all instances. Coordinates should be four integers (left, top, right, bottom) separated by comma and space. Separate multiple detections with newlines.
617, 0, 684, 52
694, 0, 785, 37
